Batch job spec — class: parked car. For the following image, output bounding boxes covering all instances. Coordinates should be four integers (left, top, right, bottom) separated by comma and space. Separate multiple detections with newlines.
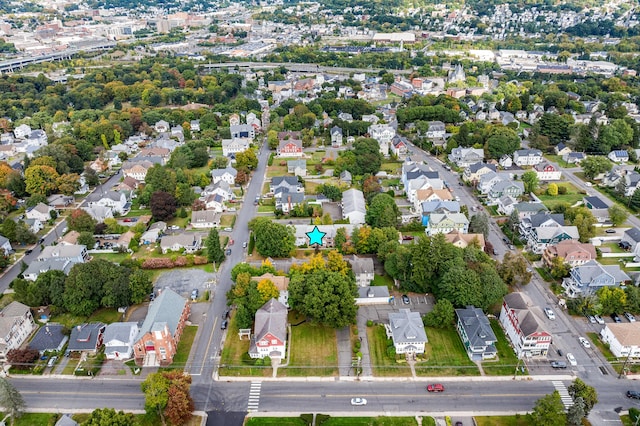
586, 315, 596, 324
595, 315, 605, 325
47, 356, 57, 368
427, 384, 445, 392
25, 249, 32, 255
351, 398, 367, 406
402, 294, 410, 305
627, 390, 640, 399
544, 308, 556, 320
224, 227, 233, 232
557, 348, 563, 357
223, 309, 230, 319
220, 320, 228, 330
550, 361, 567, 369
191, 289, 199, 300
605, 229, 616, 234
225, 249, 232, 256
578, 337, 591, 349
611, 313, 622, 323
243, 241, 248, 248
566, 353, 577, 366
625, 312, 637, 322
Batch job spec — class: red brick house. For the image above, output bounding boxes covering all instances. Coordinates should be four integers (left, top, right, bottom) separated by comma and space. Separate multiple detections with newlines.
133, 288, 190, 367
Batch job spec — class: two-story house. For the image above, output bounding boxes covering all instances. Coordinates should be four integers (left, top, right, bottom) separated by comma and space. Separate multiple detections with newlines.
426, 121, 446, 139
38, 245, 88, 264
330, 126, 343, 147
463, 162, 497, 184
248, 298, 288, 360
487, 180, 525, 202
275, 192, 306, 214
277, 139, 303, 157
425, 212, 469, 236
513, 149, 543, 167
134, 288, 190, 366
350, 255, 375, 287
342, 189, 366, 224
86, 190, 129, 215
26, 203, 53, 222
287, 159, 307, 177
562, 260, 631, 297
534, 162, 562, 181
448, 147, 484, 168
499, 292, 551, 358
191, 210, 221, 229
103, 322, 139, 360
0, 235, 13, 256
0, 302, 36, 360
230, 124, 255, 140
542, 240, 597, 268
455, 306, 497, 361
388, 309, 428, 355
122, 160, 156, 182
222, 138, 251, 157
271, 176, 304, 197
210, 167, 237, 185
160, 234, 203, 254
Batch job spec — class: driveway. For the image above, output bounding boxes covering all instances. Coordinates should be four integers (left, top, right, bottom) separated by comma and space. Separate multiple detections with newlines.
153, 269, 217, 300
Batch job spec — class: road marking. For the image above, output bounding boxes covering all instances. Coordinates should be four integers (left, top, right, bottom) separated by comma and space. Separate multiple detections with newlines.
247, 382, 262, 412
199, 316, 218, 376
266, 392, 548, 399
552, 380, 574, 409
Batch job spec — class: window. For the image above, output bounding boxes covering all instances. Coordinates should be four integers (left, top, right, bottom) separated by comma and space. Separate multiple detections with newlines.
159, 347, 167, 361
271, 339, 278, 344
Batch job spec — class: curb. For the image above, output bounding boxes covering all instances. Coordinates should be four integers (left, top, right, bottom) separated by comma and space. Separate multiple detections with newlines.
217, 374, 575, 382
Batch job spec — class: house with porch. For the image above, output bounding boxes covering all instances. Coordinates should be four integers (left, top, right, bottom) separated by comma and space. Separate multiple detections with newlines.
388, 309, 428, 355
160, 234, 202, 254
103, 322, 139, 360
211, 167, 237, 185
463, 162, 497, 184
133, 288, 190, 366
448, 147, 484, 168
0, 302, 36, 360
455, 306, 497, 361
248, 299, 288, 360
425, 212, 469, 236
499, 292, 551, 358
600, 323, 640, 358
563, 260, 630, 297
542, 240, 597, 268
513, 149, 543, 166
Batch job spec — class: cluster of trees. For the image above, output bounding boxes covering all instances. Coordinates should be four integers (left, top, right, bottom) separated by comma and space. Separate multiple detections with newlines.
451, 122, 521, 160
334, 138, 383, 177
248, 217, 295, 258
12, 260, 153, 316
529, 378, 597, 426
141, 371, 194, 426
568, 285, 640, 317
396, 95, 466, 126
228, 261, 280, 329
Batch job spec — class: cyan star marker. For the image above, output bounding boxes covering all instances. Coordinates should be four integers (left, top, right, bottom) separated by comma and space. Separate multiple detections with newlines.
306, 226, 326, 246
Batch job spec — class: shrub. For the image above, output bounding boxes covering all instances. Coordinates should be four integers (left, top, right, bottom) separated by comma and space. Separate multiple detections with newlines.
141, 258, 175, 269
355, 341, 361, 350
558, 185, 568, 195
300, 414, 313, 425
366, 320, 373, 327
353, 328, 358, 335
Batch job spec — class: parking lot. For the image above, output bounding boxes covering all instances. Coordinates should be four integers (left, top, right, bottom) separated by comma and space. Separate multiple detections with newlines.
360, 293, 434, 324
153, 269, 217, 301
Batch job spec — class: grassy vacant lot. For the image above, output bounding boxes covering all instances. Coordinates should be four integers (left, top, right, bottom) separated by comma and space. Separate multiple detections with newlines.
246, 418, 307, 426
165, 325, 197, 370
380, 162, 402, 174
52, 308, 123, 329
220, 214, 236, 228
90, 252, 131, 263
537, 182, 585, 210
367, 325, 412, 377
279, 316, 338, 377
321, 417, 422, 426
219, 314, 273, 377
267, 164, 289, 178
474, 415, 533, 426
482, 320, 523, 376
415, 327, 480, 376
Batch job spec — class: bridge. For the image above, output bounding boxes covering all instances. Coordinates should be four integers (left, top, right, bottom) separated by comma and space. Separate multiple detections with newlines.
199, 61, 413, 75
0, 41, 117, 73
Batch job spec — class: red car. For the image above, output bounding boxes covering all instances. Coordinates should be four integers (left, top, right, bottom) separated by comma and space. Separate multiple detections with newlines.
427, 384, 445, 392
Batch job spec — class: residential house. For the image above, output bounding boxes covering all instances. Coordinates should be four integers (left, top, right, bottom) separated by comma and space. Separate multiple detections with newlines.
28, 324, 68, 354
391, 135, 409, 156
191, 210, 221, 229
0, 302, 36, 360
564, 152, 586, 164
330, 126, 343, 147
140, 228, 161, 245
349, 255, 375, 287
211, 167, 238, 185
497, 198, 547, 217
542, 240, 597, 268
122, 160, 155, 182
56, 414, 78, 426
154, 120, 170, 133
251, 273, 290, 307
47, 194, 74, 209
292, 225, 357, 247
160, 234, 203, 254
103, 322, 139, 360
0, 235, 12, 255
583, 196, 610, 223
609, 150, 629, 163
368, 124, 395, 156
388, 309, 428, 354
82, 206, 114, 223
621, 228, 640, 259
356, 286, 391, 305
519, 212, 579, 254
554, 143, 572, 156
26, 203, 53, 222
562, 260, 631, 297
342, 189, 366, 224
425, 212, 469, 236
68, 323, 105, 354
488, 180, 525, 202
133, 288, 190, 366
499, 155, 513, 169
13, 124, 31, 139
455, 306, 497, 360
339, 170, 352, 186
448, 147, 484, 168
248, 299, 288, 360
271, 176, 304, 197
230, 124, 255, 139
275, 192, 305, 214
277, 139, 304, 157
190, 120, 200, 132
414, 188, 453, 212
499, 292, 551, 357
203, 194, 225, 213
444, 231, 485, 250
23, 258, 76, 281
534, 162, 562, 181
203, 181, 234, 202
38, 245, 88, 263
600, 323, 640, 358
420, 200, 460, 222
86, 190, 129, 215
463, 162, 497, 184
513, 149, 543, 166
222, 138, 251, 157
426, 121, 446, 139
287, 159, 307, 177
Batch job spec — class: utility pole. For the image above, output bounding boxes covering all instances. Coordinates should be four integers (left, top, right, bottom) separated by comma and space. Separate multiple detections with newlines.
619, 349, 633, 379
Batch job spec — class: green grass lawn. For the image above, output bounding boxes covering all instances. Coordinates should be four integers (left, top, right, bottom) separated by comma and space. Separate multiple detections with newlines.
267, 164, 288, 178
257, 205, 275, 213
601, 242, 631, 254
537, 182, 585, 210
534, 267, 557, 283
367, 325, 412, 377
321, 417, 422, 426
380, 162, 401, 174
372, 274, 394, 288
220, 214, 235, 228
164, 325, 198, 370
544, 154, 570, 168
90, 252, 131, 263
414, 327, 480, 376
219, 314, 273, 377
482, 320, 524, 376
474, 415, 533, 426
0, 413, 59, 426
52, 308, 123, 329
280, 314, 338, 377
245, 418, 307, 426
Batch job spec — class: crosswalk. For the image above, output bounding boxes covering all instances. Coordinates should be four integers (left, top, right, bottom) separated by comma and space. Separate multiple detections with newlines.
552, 380, 574, 409
247, 382, 262, 412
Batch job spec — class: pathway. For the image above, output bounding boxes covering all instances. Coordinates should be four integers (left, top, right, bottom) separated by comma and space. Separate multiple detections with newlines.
356, 308, 373, 378
336, 326, 352, 377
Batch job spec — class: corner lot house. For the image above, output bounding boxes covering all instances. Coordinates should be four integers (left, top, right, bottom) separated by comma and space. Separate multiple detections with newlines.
387, 309, 428, 355
249, 298, 288, 360
499, 293, 551, 357
455, 306, 497, 360
600, 322, 640, 358
103, 322, 139, 360
134, 288, 190, 366
0, 302, 36, 360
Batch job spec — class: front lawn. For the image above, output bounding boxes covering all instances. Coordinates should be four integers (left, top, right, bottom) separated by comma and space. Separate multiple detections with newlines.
245, 418, 307, 426
279, 313, 338, 377
537, 182, 585, 210
220, 214, 236, 228
90, 252, 131, 263
367, 325, 412, 377
474, 415, 533, 426
321, 417, 422, 426
164, 325, 198, 370
586, 332, 616, 362
482, 320, 524, 376
414, 327, 480, 376
219, 314, 272, 377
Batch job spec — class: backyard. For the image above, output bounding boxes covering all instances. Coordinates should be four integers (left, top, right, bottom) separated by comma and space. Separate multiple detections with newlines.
537, 182, 585, 210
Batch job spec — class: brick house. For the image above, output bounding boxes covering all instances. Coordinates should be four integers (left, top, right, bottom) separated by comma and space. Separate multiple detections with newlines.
277, 139, 303, 157
133, 288, 190, 367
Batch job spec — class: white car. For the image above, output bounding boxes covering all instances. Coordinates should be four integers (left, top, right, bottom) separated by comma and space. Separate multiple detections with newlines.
578, 337, 591, 349
351, 397, 367, 406
595, 315, 605, 325
567, 353, 577, 366
544, 308, 556, 320
585, 182, 592, 187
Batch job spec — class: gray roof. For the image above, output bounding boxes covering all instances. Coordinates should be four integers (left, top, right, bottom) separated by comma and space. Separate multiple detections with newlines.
23, 258, 75, 278
514, 149, 542, 158
38, 245, 86, 261
528, 212, 565, 228
573, 260, 631, 286
389, 309, 428, 345
468, 162, 496, 174
0, 235, 9, 246
503, 293, 548, 337
455, 306, 497, 352
340, 170, 352, 182
103, 322, 138, 346
421, 200, 460, 214
342, 189, 366, 215
287, 159, 307, 169
349, 255, 374, 275
277, 192, 305, 204
55, 414, 79, 426
250, 299, 288, 356
211, 167, 237, 178
271, 176, 300, 187
535, 226, 579, 241
584, 196, 608, 210
513, 202, 548, 213
68, 323, 105, 352
357, 286, 390, 299
136, 288, 187, 341
28, 324, 68, 353
625, 228, 640, 243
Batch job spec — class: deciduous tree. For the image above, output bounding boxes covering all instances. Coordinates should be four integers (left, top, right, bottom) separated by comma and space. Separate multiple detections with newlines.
528, 391, 566, 425
581, 156, 612, 180
68, 209, 97, 233
568, 378, 598, 416
150, 191, 177, 221
609, 204, 628, 227
24, 165, 59, 196
249, 218, 295, 258
365, 193, 399, 228
82, 408, 137, 426
522, 170, 539, 193
423, 299, 455, 328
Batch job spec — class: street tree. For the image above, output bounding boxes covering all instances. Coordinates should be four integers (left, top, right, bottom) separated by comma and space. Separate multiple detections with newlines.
0, 377, 25, 425
68, 209, 97, 233
82, 408, 138, 426
568, 378, 598, 416
528, 391, 566, 425
162, 371, 194, 426
6, 348, 38, 370
141, 372, 170, 425
249, 218, 295, 258
468, 213, 489, 238
205, 229, 225, 264
581, 156, 612, 180
150, 191, 177, 221
566, 397, 586, 426
497, 252, 532, 286
522, 170, 539, 193
549, 256, 570, 279
366, 193, 399, 228
423, 299, 455, 328
596, 286, 627, 315
608, 204, 628, 226
506, 209, 520, 233
566, 206, 596, 243
235, 149, 258, 170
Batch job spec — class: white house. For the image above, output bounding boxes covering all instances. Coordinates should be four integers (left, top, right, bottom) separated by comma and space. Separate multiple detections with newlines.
342, 189, 366, 224
0, 302, 36, 360
191, 210, 221, 229
103, 322, 139, 360
13, 124, 31, 139
350, 255, 375, 287
499, 292, 552, 358
86, 191, 129, 215
222, 138, 251, 157
248, 299, 287, 359
608, 150, 629, 163
38, 245, 89, 264
388, 309, 428, 355
513, 149, 543, 166
0, 235, 12, 255
600, 323, 640, 358
211, 167, 237, 185
534, 162, 562, 181
26, 203, 53, 222
426, 121, 446, 139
